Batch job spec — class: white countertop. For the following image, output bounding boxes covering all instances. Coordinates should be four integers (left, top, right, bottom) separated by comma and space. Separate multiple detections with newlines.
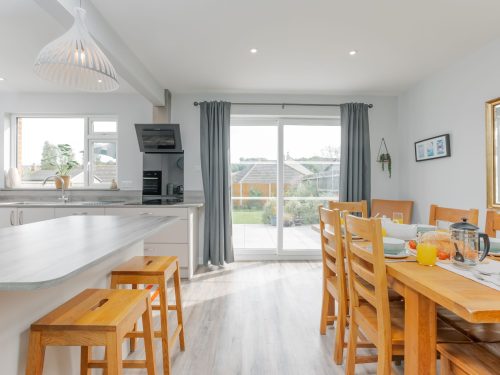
0, 215, 177, 291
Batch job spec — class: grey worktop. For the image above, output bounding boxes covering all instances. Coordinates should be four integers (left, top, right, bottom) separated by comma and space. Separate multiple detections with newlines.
0, 215, 177, 291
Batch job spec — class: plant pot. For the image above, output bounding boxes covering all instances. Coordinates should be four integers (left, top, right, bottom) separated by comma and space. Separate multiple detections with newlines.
55, 175, 71, 189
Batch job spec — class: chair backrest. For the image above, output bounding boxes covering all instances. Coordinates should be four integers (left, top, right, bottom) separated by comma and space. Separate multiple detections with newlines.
428, 204, 479, 226
485, 209, 500, 237
344, 213, 391, 346
329, 200, 368, 218
371, 199, 414, 224
319, 207, 347, 297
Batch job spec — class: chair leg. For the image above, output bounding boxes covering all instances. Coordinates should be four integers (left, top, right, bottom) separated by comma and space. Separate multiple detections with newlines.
319, 284, 330, 335
159, 278, 172, 375
142, 296, 158, 375
106, 333, 122, 375
376, 340, 392, 375
440, 355, 451, 375
80, 346, 90, 375
346, 317, 359, 375
333, 299, 346, 365
26, 331, 45, 375
173, 262, 185, 351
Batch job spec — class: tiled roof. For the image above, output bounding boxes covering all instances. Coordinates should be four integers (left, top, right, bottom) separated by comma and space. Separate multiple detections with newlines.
233, 162, 313, 184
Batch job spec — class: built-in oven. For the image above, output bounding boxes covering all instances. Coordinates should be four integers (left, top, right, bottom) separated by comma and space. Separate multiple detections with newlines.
142, 171, 162, 196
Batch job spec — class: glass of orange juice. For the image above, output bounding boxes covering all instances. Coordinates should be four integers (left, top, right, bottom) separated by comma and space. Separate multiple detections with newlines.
416, 242, 438, 266
393, 212, 404, 224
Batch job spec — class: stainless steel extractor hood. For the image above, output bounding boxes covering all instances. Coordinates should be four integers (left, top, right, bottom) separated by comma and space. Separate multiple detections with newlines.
135, 124, 183, 154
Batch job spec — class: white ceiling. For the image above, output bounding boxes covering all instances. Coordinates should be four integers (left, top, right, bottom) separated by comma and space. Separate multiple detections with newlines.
2, 0, 500, 95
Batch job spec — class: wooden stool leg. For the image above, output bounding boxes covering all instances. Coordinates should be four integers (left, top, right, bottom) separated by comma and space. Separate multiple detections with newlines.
80, 346, 90, 375
26, 331, 45, 375
173, 261, 185, 351
159, 277, 172, 375
106, 333, 122, 375
130, 283, 138, 353
142, 296, 158, 375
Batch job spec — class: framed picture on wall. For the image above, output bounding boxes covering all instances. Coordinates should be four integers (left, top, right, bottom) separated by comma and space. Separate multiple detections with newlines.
414, 134, 451, 162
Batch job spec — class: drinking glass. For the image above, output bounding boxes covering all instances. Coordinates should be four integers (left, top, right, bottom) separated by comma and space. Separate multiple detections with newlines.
416, 242, 437, 266
393, 212, 404, 224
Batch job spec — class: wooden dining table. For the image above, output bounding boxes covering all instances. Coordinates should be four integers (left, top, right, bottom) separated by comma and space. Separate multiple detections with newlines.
386, 261, 500, 375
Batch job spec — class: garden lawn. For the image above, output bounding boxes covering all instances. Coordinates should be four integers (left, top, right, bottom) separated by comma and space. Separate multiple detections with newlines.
232, 209, 264, 224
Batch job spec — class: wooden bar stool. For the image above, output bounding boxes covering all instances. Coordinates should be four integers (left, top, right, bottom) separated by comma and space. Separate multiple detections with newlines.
26, 288, 156, 375
111, 256, 185, 375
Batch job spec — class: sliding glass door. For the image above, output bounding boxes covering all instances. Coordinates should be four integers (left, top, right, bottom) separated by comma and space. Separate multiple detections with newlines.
231, 116, 340, 258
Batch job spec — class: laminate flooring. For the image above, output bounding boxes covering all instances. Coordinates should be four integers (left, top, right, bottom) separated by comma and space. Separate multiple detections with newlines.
123, 261, 404, 375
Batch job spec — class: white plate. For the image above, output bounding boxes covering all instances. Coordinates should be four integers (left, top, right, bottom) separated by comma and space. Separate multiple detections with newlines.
385, 250, 411, 259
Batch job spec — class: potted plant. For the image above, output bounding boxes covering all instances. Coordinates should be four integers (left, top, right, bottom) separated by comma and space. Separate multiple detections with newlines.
376, 138, 392, 178
42, 144, 79, 189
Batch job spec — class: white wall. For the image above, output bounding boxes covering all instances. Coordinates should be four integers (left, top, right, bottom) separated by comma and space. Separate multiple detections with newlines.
398, 37, 500, 226
0, 92, 152, 190
172, 93, 399, 198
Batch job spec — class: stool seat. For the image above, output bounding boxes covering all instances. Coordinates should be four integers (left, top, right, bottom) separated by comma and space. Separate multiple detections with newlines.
112, 256, 177, 276
32, 289, 148, 332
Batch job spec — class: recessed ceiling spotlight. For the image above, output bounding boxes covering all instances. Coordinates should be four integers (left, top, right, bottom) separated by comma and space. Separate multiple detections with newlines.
250, 48, 258, 54
0, 77, 5, 81
349, 50, 358, 56
97, 79, 103, 83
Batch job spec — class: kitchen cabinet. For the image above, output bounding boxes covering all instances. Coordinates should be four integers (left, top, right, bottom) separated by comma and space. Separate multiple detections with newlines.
0, 208, 17, 228
104, 206, 199, 279
17, 208, 55, 225
54, 207, 105, 218
0, 207, 54, 227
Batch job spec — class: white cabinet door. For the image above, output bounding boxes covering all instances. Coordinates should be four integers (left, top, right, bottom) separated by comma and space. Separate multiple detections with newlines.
0, 208, 16, 228
144, 243, 189, 267
54, 207, 105, 218
17, 208, 55, 225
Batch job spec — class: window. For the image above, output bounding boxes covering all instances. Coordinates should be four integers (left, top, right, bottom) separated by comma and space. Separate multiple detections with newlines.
231, 116, 340, 257
13, 116, 118, 188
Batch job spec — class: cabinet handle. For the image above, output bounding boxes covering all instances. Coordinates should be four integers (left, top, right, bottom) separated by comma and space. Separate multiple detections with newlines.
10, 211, 14, 226
72, 212, 88, 215
140, 212, 153, 215
18, 210, 23, 225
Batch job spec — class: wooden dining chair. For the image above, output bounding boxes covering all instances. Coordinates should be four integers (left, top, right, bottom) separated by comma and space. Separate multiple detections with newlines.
429, 204, 479, 226
371, 199, 413, 224
329, 200, 368, 218
319, 207, 349, 364
485, 209, 500, 237
343, 213, 405, 374
342, 216, 468, 375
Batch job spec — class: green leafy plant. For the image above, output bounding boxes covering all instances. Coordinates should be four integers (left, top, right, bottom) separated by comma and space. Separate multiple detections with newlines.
41, 143, 79, 176
378, 153, 392, 178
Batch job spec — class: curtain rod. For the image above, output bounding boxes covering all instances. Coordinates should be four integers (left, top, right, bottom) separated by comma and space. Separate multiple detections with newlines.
193, 101, 373, 109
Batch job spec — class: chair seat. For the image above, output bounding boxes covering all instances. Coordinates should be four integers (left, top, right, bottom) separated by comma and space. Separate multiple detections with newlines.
437, 343, 500, 375
31, 289, 149, 332
111, 256, 177, 276
438, 307, 500, 342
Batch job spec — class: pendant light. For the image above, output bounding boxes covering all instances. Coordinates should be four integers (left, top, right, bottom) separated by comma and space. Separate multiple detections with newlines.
34, 7, 119, 92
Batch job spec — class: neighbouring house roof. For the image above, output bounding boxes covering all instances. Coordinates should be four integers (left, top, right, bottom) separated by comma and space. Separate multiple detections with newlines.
232, 161, 313, 184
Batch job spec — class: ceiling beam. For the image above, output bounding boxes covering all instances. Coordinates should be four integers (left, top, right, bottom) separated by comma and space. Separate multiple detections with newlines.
33, 0, 165, 106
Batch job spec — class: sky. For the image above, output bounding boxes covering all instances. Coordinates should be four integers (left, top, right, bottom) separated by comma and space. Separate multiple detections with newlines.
230, 124, 341, 163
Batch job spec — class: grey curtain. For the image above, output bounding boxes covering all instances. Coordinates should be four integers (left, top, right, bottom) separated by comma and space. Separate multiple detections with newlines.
200, 101, 234, 266
339, 103, 371, 203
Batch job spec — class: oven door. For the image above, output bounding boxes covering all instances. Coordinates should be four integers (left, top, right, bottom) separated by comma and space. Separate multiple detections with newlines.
143, 171, 162, 195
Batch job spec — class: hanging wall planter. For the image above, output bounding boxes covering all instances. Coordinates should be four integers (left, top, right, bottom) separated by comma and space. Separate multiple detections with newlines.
376, 138, 392, 178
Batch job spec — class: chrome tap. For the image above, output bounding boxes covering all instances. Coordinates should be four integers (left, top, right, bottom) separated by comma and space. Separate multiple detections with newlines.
42, 175, 69, 202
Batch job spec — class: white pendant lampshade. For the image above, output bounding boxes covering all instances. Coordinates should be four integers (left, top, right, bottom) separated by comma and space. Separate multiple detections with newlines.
34, 7, 119, 92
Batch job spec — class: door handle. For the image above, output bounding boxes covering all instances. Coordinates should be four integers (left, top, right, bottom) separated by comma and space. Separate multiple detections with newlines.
18, 210, 23, 225
10, 210, 14, 226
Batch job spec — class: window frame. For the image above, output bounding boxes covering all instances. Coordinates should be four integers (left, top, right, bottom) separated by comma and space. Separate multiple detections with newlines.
10, 114, 118, 189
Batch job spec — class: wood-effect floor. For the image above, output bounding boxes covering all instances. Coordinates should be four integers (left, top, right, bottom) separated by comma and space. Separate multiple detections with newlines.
125, 261, 404, 375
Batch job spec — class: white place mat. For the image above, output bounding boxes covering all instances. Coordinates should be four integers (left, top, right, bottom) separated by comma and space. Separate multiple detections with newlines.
437, 260, 500, 292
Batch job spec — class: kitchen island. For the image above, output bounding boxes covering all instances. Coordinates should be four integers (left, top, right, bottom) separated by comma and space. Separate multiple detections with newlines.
0, 215, 177, 374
